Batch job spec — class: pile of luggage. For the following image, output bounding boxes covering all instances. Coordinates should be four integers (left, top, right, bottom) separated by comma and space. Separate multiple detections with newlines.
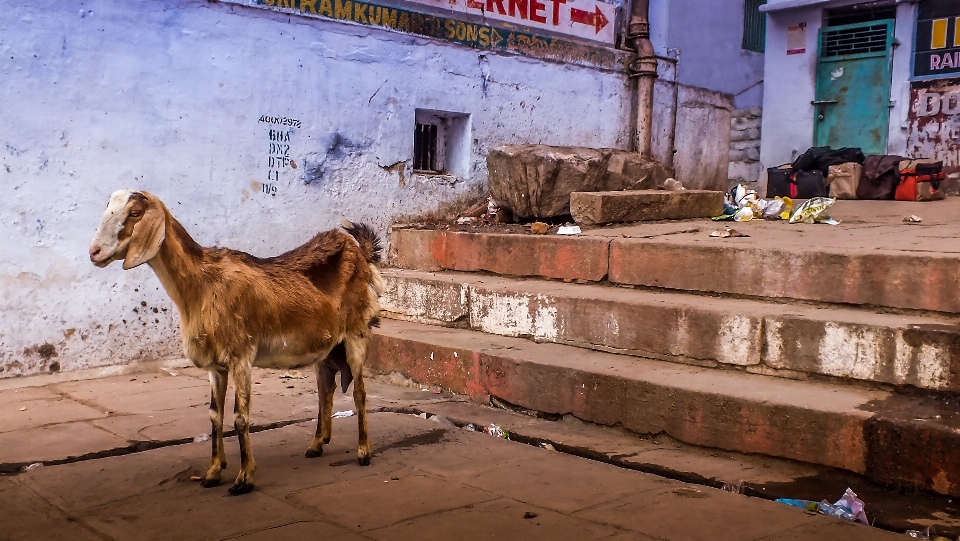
767, 147, 946, 201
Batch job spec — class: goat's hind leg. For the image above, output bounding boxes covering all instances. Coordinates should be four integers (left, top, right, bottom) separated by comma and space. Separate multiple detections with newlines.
201, 368, 228, 488
228, 359, 257, 495
306, 354, 336, 458
344, 336, 371, 466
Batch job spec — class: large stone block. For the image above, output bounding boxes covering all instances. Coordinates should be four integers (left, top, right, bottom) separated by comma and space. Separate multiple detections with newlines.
570, 190, 724, 225
487, 145, 671, 219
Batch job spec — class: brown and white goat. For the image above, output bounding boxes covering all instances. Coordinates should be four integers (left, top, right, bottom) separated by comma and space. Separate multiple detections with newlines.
89, 190, 383, 494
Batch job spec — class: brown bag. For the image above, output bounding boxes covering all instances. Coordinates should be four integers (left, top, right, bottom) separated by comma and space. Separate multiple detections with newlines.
827, 163, 862, 199
858, 155, 905, 200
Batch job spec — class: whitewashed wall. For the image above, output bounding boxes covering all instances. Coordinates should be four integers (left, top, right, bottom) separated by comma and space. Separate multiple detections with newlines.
0, 0, 632, 377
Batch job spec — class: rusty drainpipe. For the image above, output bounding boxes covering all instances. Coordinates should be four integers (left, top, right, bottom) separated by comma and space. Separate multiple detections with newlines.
627, 0, 657, 156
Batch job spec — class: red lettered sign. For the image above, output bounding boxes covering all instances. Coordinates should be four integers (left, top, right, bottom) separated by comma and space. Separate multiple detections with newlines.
405, 0, 614, 44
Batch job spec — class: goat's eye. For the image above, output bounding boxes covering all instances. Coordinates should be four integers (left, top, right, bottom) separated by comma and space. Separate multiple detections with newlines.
129, 211, 142, 218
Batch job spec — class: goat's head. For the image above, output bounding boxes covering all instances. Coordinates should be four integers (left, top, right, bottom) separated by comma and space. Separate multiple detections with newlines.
89, 190, 166, 270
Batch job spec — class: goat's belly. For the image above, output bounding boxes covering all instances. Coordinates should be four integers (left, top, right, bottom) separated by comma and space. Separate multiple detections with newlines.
253, 354, 319, 370
253, 349, 329, 370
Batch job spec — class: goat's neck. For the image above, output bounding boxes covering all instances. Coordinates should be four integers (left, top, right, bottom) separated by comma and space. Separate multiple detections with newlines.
147, 211, 206, 318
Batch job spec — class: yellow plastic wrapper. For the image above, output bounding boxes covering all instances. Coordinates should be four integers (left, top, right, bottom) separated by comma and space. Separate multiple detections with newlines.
778, 197, 793, 220
788, 197, 838, 224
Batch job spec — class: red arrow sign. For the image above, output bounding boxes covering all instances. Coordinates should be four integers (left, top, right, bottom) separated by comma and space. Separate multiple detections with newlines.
570, 5, 608, 34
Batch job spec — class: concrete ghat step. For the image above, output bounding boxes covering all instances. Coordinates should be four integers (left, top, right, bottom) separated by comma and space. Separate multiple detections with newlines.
381, 268, 960, 392
369, 319, 960, 498
388, 227, 960, 313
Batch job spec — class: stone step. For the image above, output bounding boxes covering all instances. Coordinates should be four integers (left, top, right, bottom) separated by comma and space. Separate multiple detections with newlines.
381, 269, 960, 392
369, 319, 960, 498
388, 226, 960, 313
570, 190, 724, 225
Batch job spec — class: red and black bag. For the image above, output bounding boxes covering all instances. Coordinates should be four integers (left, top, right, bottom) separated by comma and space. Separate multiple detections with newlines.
767, 166, 826, 199
895, 159, 945, 201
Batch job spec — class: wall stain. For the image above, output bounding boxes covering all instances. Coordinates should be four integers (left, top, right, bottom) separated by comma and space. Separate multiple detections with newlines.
304, 132, 371, 185
382, 161, 407, 187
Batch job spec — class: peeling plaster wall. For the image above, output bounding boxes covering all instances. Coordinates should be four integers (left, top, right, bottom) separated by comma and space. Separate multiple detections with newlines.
0, 0, 632, 377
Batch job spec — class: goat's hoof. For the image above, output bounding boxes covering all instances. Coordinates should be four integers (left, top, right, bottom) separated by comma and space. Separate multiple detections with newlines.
228, 481, 255, 495
304, 448, 323, 458
200, 477, 221, 489
357, 454, 371, 466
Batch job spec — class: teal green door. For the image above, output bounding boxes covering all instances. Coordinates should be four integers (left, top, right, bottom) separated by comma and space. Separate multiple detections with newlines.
814, 20, 894, 154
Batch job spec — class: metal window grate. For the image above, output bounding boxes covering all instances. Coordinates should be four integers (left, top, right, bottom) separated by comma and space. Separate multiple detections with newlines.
742, 0, 767, 53
825, 5, 896, 27
821, 24, 888, 57
413, 123, 439, 172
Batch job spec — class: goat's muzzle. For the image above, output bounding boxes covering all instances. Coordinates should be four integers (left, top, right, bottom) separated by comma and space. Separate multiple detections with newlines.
89, 245, 110, 267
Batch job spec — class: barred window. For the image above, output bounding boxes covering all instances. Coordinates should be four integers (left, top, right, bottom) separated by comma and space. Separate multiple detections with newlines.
743, 0, 767, 53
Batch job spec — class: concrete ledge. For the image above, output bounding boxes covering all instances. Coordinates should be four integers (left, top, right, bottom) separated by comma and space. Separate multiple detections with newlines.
389, 228, 609, 281
369, 319, 960, 497
389, 224, 960, 313
380, 269, 960, 391
609, 240, 960, 314
570, 190, 724, 225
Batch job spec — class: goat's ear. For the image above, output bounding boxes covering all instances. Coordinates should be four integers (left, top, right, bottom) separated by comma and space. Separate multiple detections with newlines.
123, 201, 166, 270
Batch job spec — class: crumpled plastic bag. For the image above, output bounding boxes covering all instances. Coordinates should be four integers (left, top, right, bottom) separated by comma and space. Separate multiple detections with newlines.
788, 197, 839, 225
776, 488, 868, 525
820, 488, 870, 526
718, 185, 793, 221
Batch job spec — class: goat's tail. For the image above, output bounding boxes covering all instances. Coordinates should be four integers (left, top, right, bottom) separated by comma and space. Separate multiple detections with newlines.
342, 221, 382, 265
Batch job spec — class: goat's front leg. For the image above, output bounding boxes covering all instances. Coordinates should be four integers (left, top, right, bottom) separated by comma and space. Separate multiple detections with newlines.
229, 359, 257, 494
201, 368, 228, 488
345, 336, 371, 466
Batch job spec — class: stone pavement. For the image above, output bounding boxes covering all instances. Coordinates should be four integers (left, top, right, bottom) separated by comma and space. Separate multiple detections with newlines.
0, 363, 908, 540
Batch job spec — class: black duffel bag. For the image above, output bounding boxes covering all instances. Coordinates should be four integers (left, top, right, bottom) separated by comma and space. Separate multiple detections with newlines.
792, 146, 866, 177
768, 167, 826, 199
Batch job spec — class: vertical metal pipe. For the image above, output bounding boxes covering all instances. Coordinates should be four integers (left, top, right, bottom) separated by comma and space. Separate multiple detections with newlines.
628, 0, 658, 156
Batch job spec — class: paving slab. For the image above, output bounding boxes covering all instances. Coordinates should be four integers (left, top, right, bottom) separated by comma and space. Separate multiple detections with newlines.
574, 485, 838, 541
365, 498, 626, 541
1, 397, 107, 433
289, 473, 496, 532
91, 405, 210, 442
381, 269, 960, 391
79, 477, 317, 541
757, 520, 906, 540
0, 386, 62, 405
0, 421, 130, 465
0, 478, 105, 541
54, 374, 208, 414
460, 446, 674, 514
225, 521, 369, 541
18, 441, 209, 512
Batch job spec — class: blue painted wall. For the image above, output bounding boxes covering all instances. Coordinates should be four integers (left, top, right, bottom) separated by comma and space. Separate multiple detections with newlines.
650, 0, 765, 108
